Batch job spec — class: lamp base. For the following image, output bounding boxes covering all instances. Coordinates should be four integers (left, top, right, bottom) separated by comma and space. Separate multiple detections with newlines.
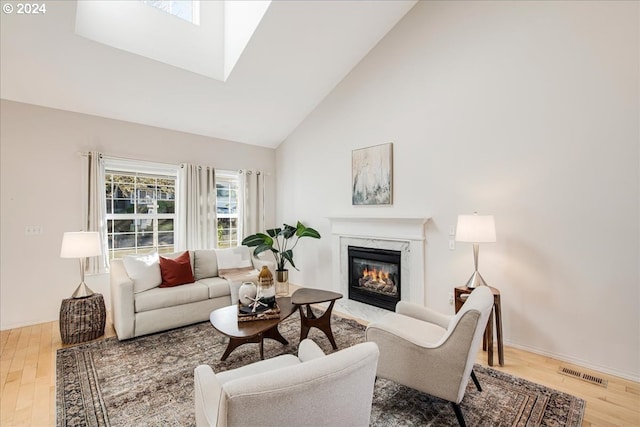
465, 271, 489, 289
72, 282, 95, 299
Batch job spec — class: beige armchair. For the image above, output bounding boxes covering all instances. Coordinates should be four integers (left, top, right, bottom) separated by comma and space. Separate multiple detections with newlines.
365, 286, 494, 427
194, 339, 379, 427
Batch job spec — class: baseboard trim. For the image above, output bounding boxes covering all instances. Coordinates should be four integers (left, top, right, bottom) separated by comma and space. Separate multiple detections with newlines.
505, 340, 640, 383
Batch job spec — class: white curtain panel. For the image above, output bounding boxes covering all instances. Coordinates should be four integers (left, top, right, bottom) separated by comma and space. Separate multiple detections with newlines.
240, 170, 265, 238
84, 151, 109, 273
177, 164, 217, 250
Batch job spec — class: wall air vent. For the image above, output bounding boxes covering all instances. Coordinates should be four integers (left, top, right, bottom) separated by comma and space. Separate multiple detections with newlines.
558, 366, 608, 387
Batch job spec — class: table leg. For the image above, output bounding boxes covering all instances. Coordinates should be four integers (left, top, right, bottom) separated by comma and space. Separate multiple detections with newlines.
487, 308, 494, 367
495, 299, 504, 366
220, 325, 288, 361
221, 336, 261, 361
298, 300, 338, 349
263, 325, 288, 345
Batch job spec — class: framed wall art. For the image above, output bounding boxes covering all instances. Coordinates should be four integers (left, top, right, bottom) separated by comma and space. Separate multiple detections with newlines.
352, 142, 393, 205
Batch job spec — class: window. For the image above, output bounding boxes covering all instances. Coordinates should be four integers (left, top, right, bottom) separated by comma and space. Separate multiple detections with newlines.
142, 0, 200, 25
104, 160, 178, 260
216, 171, 241, 249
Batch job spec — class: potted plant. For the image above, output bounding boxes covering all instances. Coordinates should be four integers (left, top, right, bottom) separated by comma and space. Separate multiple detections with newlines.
241, 221, 321, 294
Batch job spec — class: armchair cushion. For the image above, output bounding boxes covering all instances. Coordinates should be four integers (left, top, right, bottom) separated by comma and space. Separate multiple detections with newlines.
373, 312, 447, 348
396, 301, 453, 329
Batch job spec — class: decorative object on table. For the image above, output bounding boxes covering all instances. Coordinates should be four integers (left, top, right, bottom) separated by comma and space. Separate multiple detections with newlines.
242, 221, 321, 296
238, 282, 257, 306
352, 142, 393, 205
59, 293, 106, 344
236, 301, 281, 322
256, 265, 276, 309
455, 212, 496, 288
236, 267, 281, 322
60, 231, 103, 298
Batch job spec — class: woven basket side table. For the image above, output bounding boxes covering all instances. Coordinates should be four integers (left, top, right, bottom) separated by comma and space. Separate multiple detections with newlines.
59, 293, 106, 344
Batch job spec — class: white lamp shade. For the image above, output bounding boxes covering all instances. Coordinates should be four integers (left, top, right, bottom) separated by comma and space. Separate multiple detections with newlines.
455, 214, 496, 243
60, 231, 103, 258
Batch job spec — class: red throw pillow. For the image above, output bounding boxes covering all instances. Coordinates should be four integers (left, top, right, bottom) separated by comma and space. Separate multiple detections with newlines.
159, 251, 195, 288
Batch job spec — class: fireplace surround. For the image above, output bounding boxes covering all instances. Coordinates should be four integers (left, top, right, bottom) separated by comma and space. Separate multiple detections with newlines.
329, 216, 429, 322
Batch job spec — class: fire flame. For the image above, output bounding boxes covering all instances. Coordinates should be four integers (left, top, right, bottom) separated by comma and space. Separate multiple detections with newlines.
362, 267, 389, 282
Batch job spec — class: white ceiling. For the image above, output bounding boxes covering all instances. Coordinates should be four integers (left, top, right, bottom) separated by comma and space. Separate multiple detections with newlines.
0, 0, 417, 148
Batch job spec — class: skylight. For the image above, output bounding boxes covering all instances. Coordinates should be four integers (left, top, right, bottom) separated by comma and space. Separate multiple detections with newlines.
142, 0, 200, 26
75, 0, 270, 81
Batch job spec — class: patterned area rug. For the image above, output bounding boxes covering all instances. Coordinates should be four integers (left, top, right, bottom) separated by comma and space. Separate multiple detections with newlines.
57, 312, 585, 426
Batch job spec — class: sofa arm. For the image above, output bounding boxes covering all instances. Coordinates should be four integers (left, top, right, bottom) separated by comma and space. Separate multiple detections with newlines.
396, 301, 452, 329
109, 259, 135, 340
194, 365, 225, 427
297, 338, 326, 362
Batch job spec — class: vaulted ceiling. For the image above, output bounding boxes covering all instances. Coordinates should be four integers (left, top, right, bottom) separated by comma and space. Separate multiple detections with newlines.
0, 1, 417, 148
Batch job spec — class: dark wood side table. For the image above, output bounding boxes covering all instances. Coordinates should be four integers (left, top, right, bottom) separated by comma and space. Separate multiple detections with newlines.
454, 285, 504, 367
291, 288, 343, 350
59, 293, 106, 344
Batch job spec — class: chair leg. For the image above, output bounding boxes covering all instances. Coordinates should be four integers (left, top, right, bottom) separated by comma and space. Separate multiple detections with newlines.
471, 369, 482, 392
451, 403, 467, 427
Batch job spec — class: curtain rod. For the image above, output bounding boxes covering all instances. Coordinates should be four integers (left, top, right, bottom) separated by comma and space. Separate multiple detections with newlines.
78, 152, 271, 175
77, 151, 180, 168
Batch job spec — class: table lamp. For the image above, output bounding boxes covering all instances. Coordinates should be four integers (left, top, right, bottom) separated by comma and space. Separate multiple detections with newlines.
60, 231, 102, 298
455, 213, 496, 288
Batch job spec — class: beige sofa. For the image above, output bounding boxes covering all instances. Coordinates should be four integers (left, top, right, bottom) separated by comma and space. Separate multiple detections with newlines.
194, 339, 380, 427
110, 246, 273, 340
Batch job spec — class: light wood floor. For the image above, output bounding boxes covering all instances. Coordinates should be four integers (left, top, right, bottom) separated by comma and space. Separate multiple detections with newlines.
1, 313, 638, 427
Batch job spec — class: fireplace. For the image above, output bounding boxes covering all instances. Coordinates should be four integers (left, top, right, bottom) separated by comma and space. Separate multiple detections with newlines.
348, 246, 401, 311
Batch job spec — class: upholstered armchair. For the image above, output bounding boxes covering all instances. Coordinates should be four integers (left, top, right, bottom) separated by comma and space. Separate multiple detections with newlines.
194, 339, 380, 427
365, 286, 494, 427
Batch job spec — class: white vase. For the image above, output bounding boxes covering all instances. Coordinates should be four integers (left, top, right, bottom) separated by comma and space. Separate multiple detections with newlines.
238, 282, 257, 306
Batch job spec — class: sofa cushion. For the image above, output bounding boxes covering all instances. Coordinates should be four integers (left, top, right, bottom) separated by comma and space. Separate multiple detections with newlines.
194, 250, 218, 280
159, 251, 195, 288
134, 282, 209, 313
123, 253, 162, 293
198, 277, 233, 299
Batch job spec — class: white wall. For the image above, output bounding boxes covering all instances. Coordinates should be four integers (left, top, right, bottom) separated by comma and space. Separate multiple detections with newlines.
0, 100, 276, 330
276, 1, 639, 380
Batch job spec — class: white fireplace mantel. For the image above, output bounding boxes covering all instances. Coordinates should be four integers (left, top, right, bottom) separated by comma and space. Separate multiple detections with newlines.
327, 216, 430, 321
328, 216, 429, 241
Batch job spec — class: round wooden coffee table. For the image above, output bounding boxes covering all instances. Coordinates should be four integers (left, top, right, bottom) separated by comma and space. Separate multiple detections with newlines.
209, 297, 297, 361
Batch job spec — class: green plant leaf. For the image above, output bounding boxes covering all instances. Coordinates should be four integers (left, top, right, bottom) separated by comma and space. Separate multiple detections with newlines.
281, 249, 297, 270
242, 233, 272, 247
266, 228, 281, 238
296, 225, 321, 239
281, 224, 297, 239
252, 243, 275, 257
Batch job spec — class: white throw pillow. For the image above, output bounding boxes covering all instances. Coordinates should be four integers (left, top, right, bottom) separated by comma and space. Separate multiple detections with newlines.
122, 253, 162, 293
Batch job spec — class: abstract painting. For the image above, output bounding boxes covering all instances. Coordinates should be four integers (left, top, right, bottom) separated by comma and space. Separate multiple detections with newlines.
352, 143, 393, 205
